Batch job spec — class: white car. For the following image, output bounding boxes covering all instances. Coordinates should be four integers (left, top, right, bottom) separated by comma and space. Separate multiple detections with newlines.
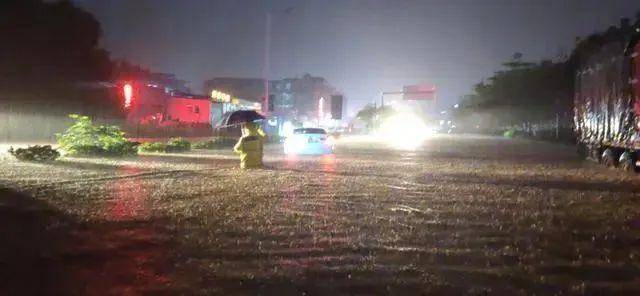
284, 128, 334, 155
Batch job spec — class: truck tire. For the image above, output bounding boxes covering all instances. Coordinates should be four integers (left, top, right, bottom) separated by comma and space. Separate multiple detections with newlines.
588, 146, 601, 162
601, 148, 618, 168
619, 151, 638, 173
576, 143, 588, 159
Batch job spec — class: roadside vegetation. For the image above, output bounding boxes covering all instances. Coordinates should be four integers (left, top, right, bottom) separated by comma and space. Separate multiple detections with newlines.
356, 104, 396, 132
138, 138, 191, 153
56, 114, 138, 156
192, 138, 229, 149
452, 14, 640, 140
8, 145, 60, 162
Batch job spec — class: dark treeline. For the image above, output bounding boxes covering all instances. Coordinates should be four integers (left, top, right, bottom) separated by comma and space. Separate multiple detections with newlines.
452, 13, 640, 141
0, 0, 157, 141
1, 0, 108, 89
0, 0, 153, 97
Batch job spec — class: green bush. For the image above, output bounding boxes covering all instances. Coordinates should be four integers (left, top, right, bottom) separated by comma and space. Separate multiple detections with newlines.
503, 127, 516, 138
8, 145, 60, 162
166, 137, 191, 152
138, 138, 191, 153
192, 138, 227, 149
56, 114, 138, 156
138, 142, 167, 153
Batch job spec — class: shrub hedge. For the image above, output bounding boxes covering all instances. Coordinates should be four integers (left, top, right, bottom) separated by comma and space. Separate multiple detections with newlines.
8, 145, 60, 162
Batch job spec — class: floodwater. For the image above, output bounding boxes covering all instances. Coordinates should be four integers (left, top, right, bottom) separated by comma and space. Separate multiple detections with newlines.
2, 134, 640, 294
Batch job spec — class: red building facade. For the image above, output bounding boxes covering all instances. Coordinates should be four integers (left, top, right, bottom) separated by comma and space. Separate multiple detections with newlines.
120, 82, 212, 136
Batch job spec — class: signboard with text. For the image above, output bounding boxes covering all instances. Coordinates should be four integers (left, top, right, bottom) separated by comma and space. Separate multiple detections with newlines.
402, 84, 436, 100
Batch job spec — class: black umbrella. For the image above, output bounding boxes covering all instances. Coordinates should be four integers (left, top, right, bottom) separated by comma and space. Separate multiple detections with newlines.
224, 110, 266, 126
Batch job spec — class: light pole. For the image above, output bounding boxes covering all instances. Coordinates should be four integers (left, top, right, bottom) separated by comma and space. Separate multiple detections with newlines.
262, 9, 271, 114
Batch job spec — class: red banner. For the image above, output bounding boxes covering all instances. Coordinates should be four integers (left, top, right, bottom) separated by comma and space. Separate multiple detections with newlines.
403, 84, 436, 100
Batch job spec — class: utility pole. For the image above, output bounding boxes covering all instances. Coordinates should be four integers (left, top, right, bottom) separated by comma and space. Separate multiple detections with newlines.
262, 10, 271, 114
555, 112, 560, 140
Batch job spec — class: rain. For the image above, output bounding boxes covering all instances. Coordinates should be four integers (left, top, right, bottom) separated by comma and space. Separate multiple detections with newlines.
2, 0, 640, 294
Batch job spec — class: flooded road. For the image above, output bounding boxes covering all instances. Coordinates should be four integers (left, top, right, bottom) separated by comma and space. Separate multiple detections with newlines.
2, 135, 640, 294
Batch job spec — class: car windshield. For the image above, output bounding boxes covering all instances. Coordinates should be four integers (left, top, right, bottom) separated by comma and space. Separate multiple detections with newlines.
293, 128, 326, 135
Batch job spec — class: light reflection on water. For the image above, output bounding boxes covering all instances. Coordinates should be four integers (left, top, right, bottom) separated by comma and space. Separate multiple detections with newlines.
107, 165, 151, 221
60, 165, 174, 294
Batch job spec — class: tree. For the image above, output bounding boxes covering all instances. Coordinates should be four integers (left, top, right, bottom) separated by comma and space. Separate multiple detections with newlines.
0, 0, 111, 89
454, 54, 573, 132
111, 60, 152, 82
502, 52, 535, 69
356, 104, 396, 131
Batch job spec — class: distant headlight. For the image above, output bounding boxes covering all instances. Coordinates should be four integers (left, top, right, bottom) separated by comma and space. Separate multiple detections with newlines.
376, 113, 432, 150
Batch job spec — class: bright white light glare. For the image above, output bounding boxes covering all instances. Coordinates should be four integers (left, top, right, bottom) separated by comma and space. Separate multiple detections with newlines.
376, 113, 433, 150
284, 136, 308, 155
282, 121, 294, 137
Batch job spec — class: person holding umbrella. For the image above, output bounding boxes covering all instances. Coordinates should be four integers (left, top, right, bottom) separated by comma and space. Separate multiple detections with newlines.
233, 121, 266, 169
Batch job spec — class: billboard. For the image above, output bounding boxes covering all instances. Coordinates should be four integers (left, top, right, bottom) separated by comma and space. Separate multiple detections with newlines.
403, 84, 436, 100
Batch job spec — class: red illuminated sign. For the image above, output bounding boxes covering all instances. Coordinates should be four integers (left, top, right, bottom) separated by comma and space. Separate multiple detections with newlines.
123, 83, 133, 108
402, 84, 436, 100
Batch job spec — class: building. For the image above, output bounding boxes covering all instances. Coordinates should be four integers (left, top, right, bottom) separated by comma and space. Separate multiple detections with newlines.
204, 74, 344, 133
270, 74, 342, 126
148, 73, 191, 93
204, 78, 265, 104
203, 78, 265, 125
164, 92, 211, 126
121, 82, 211, 137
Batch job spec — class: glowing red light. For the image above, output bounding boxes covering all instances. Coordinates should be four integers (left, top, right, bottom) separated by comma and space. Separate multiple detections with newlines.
123, 83, 133, 108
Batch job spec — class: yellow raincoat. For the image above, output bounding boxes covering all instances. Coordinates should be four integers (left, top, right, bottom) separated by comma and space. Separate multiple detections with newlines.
233, 122, 266, 169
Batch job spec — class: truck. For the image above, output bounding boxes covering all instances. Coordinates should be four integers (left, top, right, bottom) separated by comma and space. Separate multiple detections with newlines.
574, 28, 640, 172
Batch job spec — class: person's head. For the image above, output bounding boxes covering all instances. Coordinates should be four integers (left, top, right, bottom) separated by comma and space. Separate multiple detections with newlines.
241, 122, 257, 136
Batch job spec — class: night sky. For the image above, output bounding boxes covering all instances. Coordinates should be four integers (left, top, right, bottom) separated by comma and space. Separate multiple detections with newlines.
75, 0, 639, 115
